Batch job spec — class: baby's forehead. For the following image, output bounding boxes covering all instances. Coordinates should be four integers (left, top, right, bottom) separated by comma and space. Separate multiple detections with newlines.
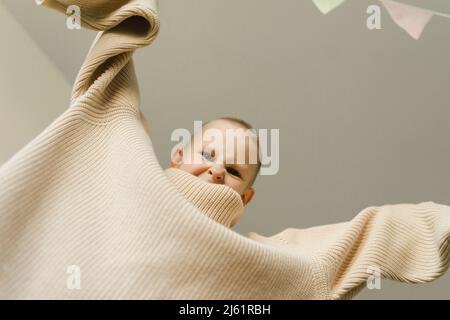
202, 119, 243, 132
192, 121, 257, 146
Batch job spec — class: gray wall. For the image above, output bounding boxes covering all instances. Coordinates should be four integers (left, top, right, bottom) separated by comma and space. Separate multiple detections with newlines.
1, 0, 449, 299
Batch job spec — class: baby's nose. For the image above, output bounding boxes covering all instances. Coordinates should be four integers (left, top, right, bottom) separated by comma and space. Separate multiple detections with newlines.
208, 166, 225, 182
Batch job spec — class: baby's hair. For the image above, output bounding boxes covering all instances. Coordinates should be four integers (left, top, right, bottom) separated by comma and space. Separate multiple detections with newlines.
204, 116, 261, 187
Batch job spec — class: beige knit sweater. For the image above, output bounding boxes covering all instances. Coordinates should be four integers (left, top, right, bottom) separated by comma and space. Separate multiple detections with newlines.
0, 0, 449, 300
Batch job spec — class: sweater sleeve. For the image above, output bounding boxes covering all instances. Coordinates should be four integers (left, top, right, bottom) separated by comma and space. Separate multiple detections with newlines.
38, 0, 160, 119
247, 201, 450, 299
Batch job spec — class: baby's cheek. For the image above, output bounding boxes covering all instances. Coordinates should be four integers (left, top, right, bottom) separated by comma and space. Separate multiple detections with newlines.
226, 178, 244, 195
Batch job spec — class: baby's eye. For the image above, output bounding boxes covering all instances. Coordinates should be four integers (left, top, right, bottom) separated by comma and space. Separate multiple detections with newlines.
202, 150, 214, 162
226, 167, 241, 178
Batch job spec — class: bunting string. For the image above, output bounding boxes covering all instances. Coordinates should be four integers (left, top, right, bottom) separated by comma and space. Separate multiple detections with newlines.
312, 0, 450, 39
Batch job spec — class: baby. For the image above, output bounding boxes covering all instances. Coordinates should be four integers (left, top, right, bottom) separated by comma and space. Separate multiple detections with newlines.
169, 117, 261, 207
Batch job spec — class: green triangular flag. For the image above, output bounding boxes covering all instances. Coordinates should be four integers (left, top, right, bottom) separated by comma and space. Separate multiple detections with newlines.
312, 0, 345, 15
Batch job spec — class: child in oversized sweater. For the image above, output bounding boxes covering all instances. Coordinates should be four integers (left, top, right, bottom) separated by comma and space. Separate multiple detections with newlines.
0, 0, 448, 299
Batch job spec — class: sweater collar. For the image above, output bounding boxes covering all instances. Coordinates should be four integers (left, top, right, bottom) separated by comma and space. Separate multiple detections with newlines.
164, 168, 245, 228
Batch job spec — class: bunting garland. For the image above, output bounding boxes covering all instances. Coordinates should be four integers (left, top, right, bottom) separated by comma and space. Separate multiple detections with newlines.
312, 0, 450, 39
379, 0, 433, 40
312, 0, 345, 15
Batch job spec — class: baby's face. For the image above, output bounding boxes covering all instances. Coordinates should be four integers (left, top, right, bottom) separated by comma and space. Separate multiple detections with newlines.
170, 119, 258, 205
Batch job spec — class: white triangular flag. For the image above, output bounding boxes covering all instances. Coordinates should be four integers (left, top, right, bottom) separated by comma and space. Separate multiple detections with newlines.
380, 0, 433, 40
312, 0, 345, 15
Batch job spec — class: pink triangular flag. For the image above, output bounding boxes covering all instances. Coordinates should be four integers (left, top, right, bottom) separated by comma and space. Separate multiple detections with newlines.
380, 0, 433, 39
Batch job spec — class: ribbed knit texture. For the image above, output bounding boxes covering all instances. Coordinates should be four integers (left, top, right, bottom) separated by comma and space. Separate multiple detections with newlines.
165, 168, 244, 228
0, 0, 449, 299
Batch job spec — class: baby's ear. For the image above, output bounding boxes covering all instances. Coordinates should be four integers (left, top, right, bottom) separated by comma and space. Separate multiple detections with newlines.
242, 188, 255, 206
170, 148, 184, 167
